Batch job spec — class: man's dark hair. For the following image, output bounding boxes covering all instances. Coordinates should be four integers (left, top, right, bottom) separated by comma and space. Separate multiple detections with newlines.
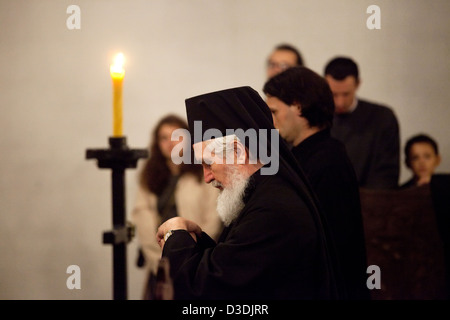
405, 134, 439, 166
324, 56, 359, 81
274, 43, 304, 66
263, 66, 335, 129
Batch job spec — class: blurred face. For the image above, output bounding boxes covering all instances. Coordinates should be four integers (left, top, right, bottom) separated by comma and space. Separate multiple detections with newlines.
325, 75, 359, 114
407, 142, 441, 181
158, 124, 182, 159
265, 96, 301, 145
266, 49, 298, 79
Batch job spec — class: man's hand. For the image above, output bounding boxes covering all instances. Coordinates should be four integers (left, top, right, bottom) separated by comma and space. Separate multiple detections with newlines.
156, 217, 202, 249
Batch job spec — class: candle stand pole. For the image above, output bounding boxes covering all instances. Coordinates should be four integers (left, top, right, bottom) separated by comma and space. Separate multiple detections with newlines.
86, 136, 148, 300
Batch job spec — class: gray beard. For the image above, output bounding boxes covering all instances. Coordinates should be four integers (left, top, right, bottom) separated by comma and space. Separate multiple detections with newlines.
212, 166, 250, 227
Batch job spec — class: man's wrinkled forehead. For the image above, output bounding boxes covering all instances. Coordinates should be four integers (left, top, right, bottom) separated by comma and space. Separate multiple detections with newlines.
192, 140, 206, 161
193, 139, 216, 162
193, 137, 232, 165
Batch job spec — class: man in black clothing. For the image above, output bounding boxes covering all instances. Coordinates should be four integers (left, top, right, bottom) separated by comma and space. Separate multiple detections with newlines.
156, 86, 341, 300
263, 66, 370, 300
324, 56, 400, 189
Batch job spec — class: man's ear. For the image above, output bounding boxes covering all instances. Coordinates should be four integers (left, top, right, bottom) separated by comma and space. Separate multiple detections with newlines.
436, 154, 442, 167
292, 102, 302, 116
355, 77, 361, 90
234, 140, 247, 164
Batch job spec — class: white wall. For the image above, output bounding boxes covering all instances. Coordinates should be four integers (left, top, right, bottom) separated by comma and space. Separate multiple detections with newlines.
0, 0, 449, 299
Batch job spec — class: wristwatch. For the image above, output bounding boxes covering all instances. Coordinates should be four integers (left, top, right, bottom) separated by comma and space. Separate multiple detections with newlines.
164, 230, 176, 242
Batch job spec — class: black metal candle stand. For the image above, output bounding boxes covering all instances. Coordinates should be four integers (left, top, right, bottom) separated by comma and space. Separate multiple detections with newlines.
86, 136, 148, 300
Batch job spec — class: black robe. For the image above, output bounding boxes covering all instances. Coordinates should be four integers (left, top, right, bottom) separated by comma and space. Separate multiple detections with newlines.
162, 169, 337, 300
292, 129, 370, 300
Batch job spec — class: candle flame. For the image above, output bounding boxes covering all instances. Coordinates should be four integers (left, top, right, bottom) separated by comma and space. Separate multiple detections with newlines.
110, 53, 125, 75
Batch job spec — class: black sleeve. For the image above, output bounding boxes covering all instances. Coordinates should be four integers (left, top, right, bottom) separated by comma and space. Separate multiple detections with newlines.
162, 230, 215, 280
367, 108, 400, 189
160, 202, 317, 300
